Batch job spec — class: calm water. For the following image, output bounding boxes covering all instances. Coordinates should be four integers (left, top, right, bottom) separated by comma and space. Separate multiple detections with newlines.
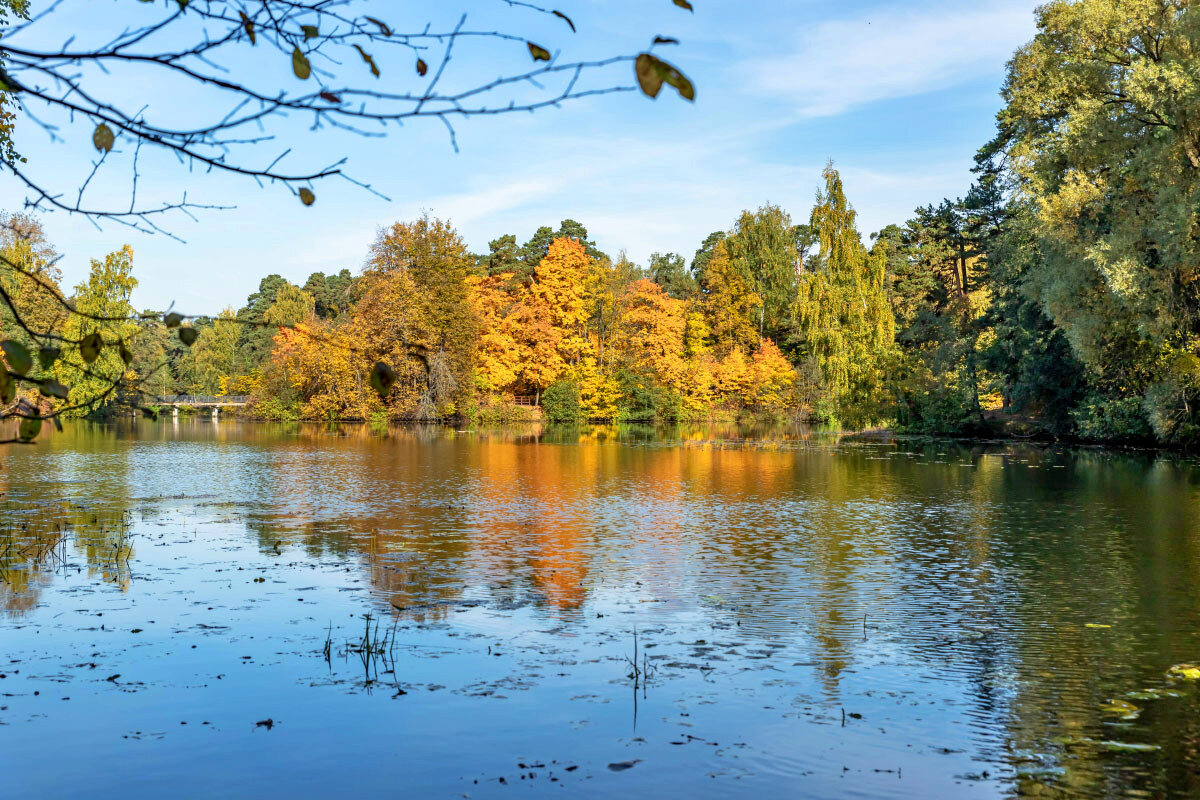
2, 421, 1199, 798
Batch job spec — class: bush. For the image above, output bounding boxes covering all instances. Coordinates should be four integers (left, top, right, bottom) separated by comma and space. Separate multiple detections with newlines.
1071, 393, 1153, 443
542, 380, 583, 424
250, 395, 300, 422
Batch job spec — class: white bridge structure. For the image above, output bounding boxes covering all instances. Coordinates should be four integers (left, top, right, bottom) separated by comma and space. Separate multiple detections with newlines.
154, 395, 249, 419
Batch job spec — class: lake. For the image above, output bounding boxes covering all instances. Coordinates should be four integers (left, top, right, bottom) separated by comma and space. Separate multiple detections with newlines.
2, 421, 1199, 798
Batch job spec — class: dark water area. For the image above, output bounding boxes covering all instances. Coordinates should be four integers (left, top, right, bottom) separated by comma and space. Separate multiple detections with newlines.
2, 420, 1199, 798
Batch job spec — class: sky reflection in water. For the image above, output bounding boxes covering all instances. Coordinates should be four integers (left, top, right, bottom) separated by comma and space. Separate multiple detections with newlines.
2, 420, 1199, 798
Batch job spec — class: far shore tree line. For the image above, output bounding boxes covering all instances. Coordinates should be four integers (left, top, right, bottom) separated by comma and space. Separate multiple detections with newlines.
3, 1, 1200, 446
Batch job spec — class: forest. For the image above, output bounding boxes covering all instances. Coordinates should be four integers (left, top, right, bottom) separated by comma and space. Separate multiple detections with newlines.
3, 1, 1200, 446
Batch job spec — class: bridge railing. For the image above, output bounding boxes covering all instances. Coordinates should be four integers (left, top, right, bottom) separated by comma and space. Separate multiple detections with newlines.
153, 395, 250, 405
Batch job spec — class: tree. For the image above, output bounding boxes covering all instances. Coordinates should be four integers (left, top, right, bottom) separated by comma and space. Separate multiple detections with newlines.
303, 270, 354, 319
367, 214, 477, 412
615, 278, 688, 392
690, 231, 726, 283
701, 240, 760, 357
530, 237, 593, 367
724, 204, 799, 342
794, 164, 894, 422
264, 283, 316, 327
998, 0, 1200, 442
54, 245, 138, 416
649, 252, 696, 299
187, 308, 242, 394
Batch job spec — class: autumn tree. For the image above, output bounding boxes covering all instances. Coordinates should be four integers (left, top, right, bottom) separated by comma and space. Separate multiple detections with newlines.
367, 214, 477, 414
701, 240, 760, 358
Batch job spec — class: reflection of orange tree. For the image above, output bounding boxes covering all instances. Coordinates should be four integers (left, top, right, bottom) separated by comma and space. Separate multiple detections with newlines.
467, 438, 601, 612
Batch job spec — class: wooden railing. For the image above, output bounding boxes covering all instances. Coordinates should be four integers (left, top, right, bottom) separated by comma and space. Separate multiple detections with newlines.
513, 395, 538, 407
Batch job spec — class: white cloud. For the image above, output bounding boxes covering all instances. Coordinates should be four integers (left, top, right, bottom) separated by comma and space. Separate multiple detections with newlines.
747, 2, 1038, 117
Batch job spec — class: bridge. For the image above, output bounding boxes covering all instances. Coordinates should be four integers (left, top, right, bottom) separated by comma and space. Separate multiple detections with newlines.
154, 395, 249, 418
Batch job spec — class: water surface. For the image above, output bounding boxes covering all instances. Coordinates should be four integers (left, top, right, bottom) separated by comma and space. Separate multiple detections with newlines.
2, 421, 1199, 798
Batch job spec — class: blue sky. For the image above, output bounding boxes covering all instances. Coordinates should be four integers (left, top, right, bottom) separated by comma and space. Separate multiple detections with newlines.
1, 0, 1041, 312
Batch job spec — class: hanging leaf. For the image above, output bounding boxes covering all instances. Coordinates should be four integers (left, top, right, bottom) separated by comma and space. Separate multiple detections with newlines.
118, 341, 133, 365
416, 58, 428, 77
239, 11, 255, 44
18, 415, 42, 442
80, 332, 103, 364
635, 54, 663, 98
53, 415, 63, 432
369, 361, 396, 399
179, 327, 199, 347
292, 46, 312, 80
175, 0, 189, 10
653, 36, 680, 45
634, 53, 694, 101
352, 45, 380, 78
673, 0, 694, 10
0, 368, 12, 404
299, 188, 315, 206
527, 42, 551, 62
320, 91, 342, 104
301, 24, 319, 40
364, 16, 392, 37
552, 10, 576, 32
38, 380, 69, 400
1, 340, 32, 375
37, 346, 60, 369
164, 312, 184, 328
92, 123, 115, 153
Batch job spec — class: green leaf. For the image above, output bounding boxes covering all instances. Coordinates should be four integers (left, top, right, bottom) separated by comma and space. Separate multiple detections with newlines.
416, 58, 428, 77
292, 46, 312, 80
179, 327, 199, 347
369, 361, 396, 399
37, 346, 60, 369
552, 10, 576, 32
80, 332, 103, 364
240, 11, 255, 44
673, 0, 694, 10
38, 380, 69, 400
301, 24, 319, 40
1, 340, 32, 375
118, 341, 133, 365
352, 45, 380, 78
164, 312, 184, 328
299, 188, 315, 206
92, 123, 115, 153
0, 368, 12, 405
364, 16, 392, 37
653, 36, 680, 45
528, 42, 551, 62
175, 0, 189, 10
18, 415, 42, 442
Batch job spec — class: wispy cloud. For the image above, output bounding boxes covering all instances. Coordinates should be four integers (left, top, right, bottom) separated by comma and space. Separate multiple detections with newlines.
746, 2, 1037, 118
